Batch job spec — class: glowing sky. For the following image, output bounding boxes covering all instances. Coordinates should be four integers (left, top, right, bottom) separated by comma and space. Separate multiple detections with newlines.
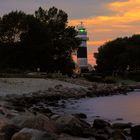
0, 0, 140, 64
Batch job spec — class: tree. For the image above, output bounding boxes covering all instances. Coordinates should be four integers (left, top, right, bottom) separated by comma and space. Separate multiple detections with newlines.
0, 11, 26, 44
0, 7, 80, 74
95, 35, 140, 75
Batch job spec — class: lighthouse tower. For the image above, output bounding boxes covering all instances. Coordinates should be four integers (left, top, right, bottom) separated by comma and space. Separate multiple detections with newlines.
77, 22, 88, 71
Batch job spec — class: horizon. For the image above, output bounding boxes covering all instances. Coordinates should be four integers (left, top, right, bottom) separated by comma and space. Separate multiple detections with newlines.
0, 0, 140, 65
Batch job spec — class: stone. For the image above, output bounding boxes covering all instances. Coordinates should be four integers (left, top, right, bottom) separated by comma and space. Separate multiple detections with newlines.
131, 125, 140, 140
112, 123, 131, 129
82, 128, 96, 137
32, 106, 52, 114
0, 117, 9, 130
11, 112, 56, 133
123, 128, 131, 136
58, 134, 95, 140
55, 115, 90, 136
73, 113, 87, 119
104, 126, 114, 135
21, 113, 56, 133
93, 119, 110, 129
111, 130, 126, 140
94, 134, 108, 140
0, 124, 20, 140
11, 128, 57, 140
50, 114, 60, 120
55, 84, 63, 89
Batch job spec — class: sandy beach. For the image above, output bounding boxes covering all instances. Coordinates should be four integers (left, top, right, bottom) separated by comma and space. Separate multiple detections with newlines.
0, 78, 86, 96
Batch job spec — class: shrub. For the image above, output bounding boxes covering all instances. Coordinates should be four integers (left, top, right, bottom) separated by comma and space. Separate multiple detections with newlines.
127, 71, 140, 81
84, 74, 103, 82
103, 76, 116, 84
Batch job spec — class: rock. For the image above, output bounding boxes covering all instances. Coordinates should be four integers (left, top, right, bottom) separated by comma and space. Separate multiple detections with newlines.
32, 106, 52, 114
0, 132, 5, 140
11, 128, 57, 140
112, 123, 131, 129
50, 114, 60, 120
58, 134, 95, 140
93, 119, 110, 129
104, 126, 114, 135
0, 124, 20, 140
123, 128, 131, 136
111, 130, 126, 140
58, 136, 95, 140
12, 113, 56, 133
131, 125, 140, 140
73, 113, 87, 119
82, 128, 96, 137
55, 115, 90, 136
55, 84, 63, 89
0, 107, 5, 115
0, 117, 9, 130
22, 113, 56, 132
94, 134, 108, 140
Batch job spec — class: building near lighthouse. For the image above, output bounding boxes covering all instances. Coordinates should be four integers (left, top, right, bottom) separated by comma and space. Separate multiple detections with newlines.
76, 22, 89, 72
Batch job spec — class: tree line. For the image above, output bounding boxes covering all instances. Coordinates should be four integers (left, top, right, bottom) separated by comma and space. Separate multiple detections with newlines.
0, 7, 80, 74
95, 35, 140, 76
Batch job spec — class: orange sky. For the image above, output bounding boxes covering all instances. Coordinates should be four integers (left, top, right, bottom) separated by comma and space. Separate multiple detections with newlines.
69, 0, 140, 65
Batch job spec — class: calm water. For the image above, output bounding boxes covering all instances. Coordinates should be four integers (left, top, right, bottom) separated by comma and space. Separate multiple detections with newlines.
49, 90, 140, 124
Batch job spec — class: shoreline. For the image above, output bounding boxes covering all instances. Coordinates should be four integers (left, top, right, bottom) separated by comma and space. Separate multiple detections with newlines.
0, 77, 139, 139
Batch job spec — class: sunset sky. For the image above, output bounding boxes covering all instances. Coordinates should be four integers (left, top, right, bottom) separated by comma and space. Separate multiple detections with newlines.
0, 0, 140, 65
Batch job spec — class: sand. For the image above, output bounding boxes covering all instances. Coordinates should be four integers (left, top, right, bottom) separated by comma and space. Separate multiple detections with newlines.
0, 78, 85, 96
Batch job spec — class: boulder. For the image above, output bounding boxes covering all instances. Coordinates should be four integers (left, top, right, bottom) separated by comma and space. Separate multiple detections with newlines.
21, 113, 56, 133
93, 119, 110, 129
0, 124, 20, 140
32, 106, 52, 114
112, 123, 131, 129
55, 115, 90, 136
12, 112, 56, 133
0, 117, 9, 130
58, 134, 95, 140
123, 128, 131, 136
50, 114, 60, 120
131, 125, 140, 140
11, 128, 57, 140
58, 137, 95, 140
111, 130, 126, 140
104, 126, 114, 135
94, 134, 108, 140
73, 113, 87, 119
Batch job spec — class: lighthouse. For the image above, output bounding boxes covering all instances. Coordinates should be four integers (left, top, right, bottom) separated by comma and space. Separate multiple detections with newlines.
77, 22, 88, 72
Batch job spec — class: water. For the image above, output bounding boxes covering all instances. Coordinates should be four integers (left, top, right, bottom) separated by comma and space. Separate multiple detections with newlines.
49, 90, 140, 124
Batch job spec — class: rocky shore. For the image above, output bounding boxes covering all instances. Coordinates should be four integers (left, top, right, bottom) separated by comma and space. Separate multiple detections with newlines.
0, 78, 139, 140
0, 98, 140, 140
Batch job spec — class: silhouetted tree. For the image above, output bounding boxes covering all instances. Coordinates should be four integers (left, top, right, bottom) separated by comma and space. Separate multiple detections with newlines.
0, 7, 80, 74
95, 35, 140, 75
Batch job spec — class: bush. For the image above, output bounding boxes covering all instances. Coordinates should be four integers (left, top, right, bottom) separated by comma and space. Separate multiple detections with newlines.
84, 74, 103, 82
103, 76, 116, 84
127, 71, 140, 81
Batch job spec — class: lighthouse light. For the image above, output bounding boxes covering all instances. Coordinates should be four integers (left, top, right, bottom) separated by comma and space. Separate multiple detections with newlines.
79, 29, 85, 33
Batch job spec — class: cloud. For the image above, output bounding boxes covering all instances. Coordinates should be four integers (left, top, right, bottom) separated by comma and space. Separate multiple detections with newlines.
109, 0, 140, 13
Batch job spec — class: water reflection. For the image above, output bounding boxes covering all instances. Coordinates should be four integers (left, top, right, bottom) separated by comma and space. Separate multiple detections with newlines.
49, 90, 140, 124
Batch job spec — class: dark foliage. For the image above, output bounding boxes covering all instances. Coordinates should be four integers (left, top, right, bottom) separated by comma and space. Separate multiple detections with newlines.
0, 7, 80, 75
95, 35, 140, 77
